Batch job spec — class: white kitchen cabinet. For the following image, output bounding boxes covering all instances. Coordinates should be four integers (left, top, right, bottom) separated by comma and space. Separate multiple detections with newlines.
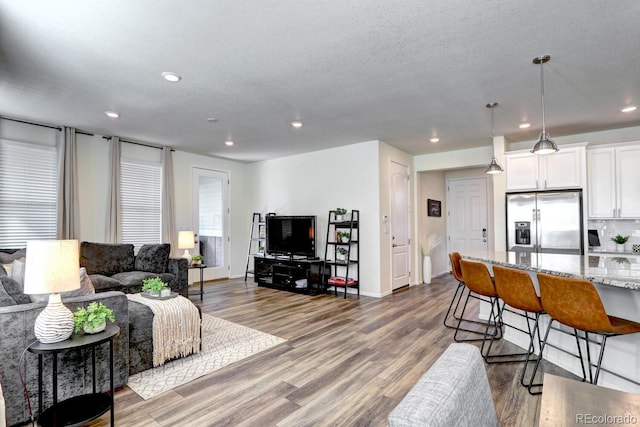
587, 144, 640, 218
505, 147, 584, 192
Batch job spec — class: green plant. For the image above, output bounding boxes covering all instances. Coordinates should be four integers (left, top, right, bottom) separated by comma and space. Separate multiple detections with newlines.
142, 277, 168, 292
611, 234, 630, 244
73, 302, 115, 333
192, 254, 204, 262
337, 231, 350, 241
335, 208, 347, 215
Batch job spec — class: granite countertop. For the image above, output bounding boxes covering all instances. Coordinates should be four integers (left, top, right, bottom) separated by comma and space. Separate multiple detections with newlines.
463, 251, 640, 291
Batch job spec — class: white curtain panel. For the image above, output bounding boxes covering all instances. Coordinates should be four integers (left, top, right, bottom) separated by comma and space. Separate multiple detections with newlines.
161, 147, 178, 257
56, 127, 79, 239
106, 136, 121, 243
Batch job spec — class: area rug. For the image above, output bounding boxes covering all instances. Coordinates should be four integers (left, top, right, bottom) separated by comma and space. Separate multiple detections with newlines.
127, 314, 286, 400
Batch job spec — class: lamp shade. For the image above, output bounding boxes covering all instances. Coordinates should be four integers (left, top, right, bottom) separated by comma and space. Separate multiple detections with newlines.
24, 240, 80, 295
178, 230, 195, 249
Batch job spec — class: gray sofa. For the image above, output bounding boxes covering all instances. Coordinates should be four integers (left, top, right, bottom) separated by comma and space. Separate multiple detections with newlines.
0, 243, 190, 426
388, 343, 498, 427
79, 242, 188, 297
0, 289, 129, 426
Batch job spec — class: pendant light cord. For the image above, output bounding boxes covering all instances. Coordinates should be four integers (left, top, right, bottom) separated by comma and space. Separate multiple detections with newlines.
539, 57, 546, 135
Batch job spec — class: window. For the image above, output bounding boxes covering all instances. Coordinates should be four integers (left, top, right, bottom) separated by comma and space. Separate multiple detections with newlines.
120, 159, 162, 251
0, 139, 57, 248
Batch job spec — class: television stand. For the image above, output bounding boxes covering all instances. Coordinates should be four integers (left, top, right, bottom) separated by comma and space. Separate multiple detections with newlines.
253, 255, 328, 295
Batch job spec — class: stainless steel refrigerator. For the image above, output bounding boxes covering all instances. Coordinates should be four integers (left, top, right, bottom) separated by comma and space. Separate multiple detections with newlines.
506, 190, 583, 255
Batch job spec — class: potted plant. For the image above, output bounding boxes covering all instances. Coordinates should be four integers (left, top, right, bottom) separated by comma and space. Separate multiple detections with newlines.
73, 302, 115, 334
611, 234, 629, 252
421, 234, 443, 284
335, 208, 347, 221
336, 247, 349, 261
192, 254, 204, 266
337, 231, 350, 243
142, 277, 170, 297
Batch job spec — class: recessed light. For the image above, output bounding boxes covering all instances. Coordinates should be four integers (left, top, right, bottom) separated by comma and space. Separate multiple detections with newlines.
621, 105, 637, 113
519, 122, 531, 129
206, 117, 218, 123
291, 121, 303, 128
225, 140, 234, 147
161, 72, 182, 82
105, 111, 120, 118
430, 137, 439, 143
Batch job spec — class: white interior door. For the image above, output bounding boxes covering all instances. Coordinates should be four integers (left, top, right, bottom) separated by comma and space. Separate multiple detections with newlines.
447, 177, 488, 256
192, 167, 229, 280
390, 160, 411, 290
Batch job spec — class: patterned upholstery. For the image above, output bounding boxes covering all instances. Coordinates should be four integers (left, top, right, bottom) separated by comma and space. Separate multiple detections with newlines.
134, 244, 170, 274
79, 242, 187, 297
388, 343, 498, 426
80, 242, 135, 275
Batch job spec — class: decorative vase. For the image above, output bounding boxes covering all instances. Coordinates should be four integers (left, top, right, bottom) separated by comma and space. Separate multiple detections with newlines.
192, 260, 202, 266
336, 214, 344, 221
340, 236, 349, 243
84, 320, 106, 334
160, 287, 172, 297
147, 289, 160, 297
617, 243, 625, 253
423, 255, 432, 284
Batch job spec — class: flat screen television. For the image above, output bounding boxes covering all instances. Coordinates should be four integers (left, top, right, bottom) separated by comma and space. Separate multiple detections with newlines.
266, 215, 316, 258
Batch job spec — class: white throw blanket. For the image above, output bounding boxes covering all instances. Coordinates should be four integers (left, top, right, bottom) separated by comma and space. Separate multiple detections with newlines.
127, 294, 201, 367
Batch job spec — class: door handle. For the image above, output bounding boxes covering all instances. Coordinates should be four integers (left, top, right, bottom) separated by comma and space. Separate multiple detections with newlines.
482, 228, 487, 238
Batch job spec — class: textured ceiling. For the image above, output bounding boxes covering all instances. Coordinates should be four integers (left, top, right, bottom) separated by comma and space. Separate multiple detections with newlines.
1, 1, 639, 162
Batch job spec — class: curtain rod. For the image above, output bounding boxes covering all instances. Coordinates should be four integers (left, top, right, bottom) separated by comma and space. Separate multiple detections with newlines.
102, 136, 174, 152
0, 115, 94, 136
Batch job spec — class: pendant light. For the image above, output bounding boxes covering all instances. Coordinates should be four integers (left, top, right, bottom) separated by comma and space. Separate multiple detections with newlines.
530, 55, 559, 154
485, 102, 503, 175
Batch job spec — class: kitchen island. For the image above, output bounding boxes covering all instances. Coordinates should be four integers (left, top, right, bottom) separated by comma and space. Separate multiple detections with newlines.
461, 251, 640, 394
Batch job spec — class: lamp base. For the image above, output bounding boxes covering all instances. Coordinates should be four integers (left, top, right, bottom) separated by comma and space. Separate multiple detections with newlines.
181, 249, 192, 265
34, 293, 74, 344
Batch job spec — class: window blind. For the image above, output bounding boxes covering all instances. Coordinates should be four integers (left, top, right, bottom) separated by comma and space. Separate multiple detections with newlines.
120, 159, 162, 251
0, 140, 58, 248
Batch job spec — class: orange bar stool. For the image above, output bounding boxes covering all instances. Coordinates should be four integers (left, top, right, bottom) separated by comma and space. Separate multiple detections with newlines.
445, 253, 488, 335
492, 265, 545, 394
456, 259, 503, 350
534, 273, 640, 385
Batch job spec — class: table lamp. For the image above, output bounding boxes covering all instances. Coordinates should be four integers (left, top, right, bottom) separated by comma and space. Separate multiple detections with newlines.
23, 240, 80, 344
178, 230, 195, 265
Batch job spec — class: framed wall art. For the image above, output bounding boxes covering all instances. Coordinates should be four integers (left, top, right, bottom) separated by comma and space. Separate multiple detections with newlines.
427, 199, 441, 217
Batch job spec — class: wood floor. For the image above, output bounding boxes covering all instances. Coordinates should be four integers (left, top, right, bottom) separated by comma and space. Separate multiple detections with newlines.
87, 274, 568, 426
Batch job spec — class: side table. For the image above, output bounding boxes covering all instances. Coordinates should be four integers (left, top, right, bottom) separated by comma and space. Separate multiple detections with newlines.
27, 324, 120, 427
188, 264, 207, 301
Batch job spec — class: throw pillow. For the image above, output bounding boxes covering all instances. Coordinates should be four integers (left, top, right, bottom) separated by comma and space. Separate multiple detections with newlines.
0, 280, 16, 307
10, 259, 25, 287
134, 244, 170, 274
0, 275, 31, 304
0, 264, 8, 276
0, 248, 26, 264
61, 267, 96, 298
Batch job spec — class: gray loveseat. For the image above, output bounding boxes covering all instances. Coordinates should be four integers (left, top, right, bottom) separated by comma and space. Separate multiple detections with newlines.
0, 287, 129, 427
79, 242, 188, 297
0, 243, 190, 426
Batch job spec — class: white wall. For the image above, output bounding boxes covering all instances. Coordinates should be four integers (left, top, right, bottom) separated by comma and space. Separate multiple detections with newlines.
246, 140, 384, 296
417, 171, 447, 278
171, 151, 248, 281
